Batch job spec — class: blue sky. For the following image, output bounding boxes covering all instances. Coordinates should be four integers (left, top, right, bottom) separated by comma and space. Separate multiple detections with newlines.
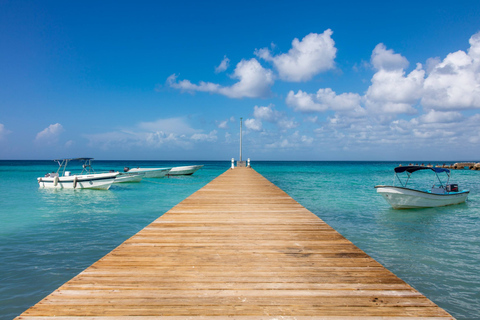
1, 0, 480, 161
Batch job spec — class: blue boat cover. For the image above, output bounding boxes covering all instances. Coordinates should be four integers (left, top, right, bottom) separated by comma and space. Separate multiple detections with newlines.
394, 165, 450, 174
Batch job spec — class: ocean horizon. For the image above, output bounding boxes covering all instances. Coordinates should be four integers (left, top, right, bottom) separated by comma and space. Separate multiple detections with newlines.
1, 160, 479, 319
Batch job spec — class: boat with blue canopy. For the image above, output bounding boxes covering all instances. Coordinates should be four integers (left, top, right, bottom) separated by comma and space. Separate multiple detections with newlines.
375, 165, 469, 209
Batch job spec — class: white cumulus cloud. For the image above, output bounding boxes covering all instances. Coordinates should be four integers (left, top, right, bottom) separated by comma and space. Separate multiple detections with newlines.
252, 104, 298, 130
286, 90, 327, 112
422, 31, 480, 110
274, 32, 480, 157
277, 118, 299, 130
365, 44, 424, 114
371, 43, 409, 71
244, 118, 262, 131
316, 88, 363, 112
418, 110, 463, 123
217, 120, 229, 129
256, 30, 337, 82
286, 44, 423, 117
143, 131, 191, 149
215, 55, 230, 73
219, 59, 274, 98
35, 123, 64, 144
85, 117, 211, 150
253, 104, 282, 122
168, 58, 274, 99
265, 131, 314, 149
286, 88, 363, 114
191, 130, 218, 142
166, 74, 220, 94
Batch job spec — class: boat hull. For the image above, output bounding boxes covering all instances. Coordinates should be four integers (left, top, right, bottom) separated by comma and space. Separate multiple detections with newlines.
114, 173, 144, 183
127, 168, 171, 178
375, 185, 469, 209
37, 172, 118, 190
167, 165, 204, 176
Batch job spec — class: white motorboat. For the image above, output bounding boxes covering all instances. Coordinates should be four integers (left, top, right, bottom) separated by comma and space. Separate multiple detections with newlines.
124, 167, 171, 178
37, 158, 118, 190
114, 172, 144, 183
375, 165, 469, 209
167, 165, 204, 176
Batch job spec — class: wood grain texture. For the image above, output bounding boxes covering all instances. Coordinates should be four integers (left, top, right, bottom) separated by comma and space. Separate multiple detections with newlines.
16, 167, 454, 319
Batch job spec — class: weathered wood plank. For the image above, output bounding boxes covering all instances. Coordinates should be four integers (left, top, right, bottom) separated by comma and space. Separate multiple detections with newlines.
16, 167, 454, 319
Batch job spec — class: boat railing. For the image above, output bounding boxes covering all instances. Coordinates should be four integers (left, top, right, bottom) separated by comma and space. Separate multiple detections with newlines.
53, 158, 104, 177
393, 166, 451, 190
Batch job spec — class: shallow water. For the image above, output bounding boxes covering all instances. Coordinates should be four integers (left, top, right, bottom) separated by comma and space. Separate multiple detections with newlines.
1, 160, 479, 319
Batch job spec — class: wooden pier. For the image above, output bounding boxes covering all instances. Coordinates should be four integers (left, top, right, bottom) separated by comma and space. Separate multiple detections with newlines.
17, 167, 454, 319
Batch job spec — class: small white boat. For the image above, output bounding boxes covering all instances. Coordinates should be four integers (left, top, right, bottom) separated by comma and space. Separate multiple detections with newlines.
125, 167, 171, 178
375, 166, 469, 209
114, 172, 144, 183
38, 158, 118, 190
167, 165, 204, 176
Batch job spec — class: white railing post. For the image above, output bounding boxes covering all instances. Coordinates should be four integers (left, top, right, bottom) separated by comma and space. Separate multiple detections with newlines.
231, 158, 235, 169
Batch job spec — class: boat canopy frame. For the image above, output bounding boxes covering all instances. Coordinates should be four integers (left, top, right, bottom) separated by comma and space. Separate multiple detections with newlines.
53, 158, 96, 176
392, 166, 451, 188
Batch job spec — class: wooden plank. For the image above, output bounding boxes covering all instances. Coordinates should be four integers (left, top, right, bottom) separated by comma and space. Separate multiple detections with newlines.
16, 167, 454, 319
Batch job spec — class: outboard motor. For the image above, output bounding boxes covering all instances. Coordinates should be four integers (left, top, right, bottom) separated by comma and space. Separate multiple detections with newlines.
446, 184, 458, 192
124, 167, 130, 172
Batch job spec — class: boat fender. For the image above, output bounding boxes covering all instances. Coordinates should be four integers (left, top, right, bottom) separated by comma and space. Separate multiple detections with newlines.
54, 175, 59, 186
73, 176, 78, 189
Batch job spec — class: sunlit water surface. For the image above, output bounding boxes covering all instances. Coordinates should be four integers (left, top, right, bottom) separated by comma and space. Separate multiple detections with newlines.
1, 161, 479, 319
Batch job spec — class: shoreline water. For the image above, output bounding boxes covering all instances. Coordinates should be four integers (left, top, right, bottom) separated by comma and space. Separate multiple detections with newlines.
1, 160, 479, 319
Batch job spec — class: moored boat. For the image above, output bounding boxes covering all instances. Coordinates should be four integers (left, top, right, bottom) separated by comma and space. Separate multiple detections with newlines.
125, 167, 171, 178
375, 166, 469, 209
167, 165, 204, 176
114, 172, 144, 183
37, 158, 118, 190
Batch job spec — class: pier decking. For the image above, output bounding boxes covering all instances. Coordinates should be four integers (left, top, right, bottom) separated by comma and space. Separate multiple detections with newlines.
17, 167, 454, 319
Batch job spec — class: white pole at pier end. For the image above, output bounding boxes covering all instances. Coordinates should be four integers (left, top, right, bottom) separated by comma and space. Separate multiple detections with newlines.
240, 117, 243, 162
236, 118, 246, 167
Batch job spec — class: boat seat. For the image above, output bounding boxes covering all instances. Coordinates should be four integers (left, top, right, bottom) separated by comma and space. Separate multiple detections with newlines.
431, 186, 445, 194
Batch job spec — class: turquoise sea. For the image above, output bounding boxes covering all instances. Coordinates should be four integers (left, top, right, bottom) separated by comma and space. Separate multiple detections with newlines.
1, 160, 479, 319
